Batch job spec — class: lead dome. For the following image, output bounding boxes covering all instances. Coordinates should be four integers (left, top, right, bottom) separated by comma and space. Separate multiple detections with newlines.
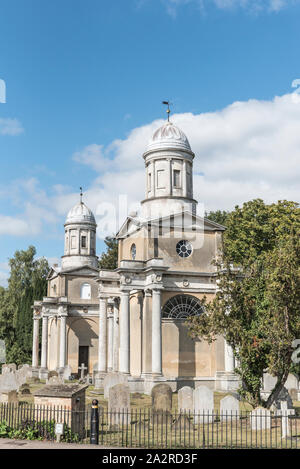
146, 121, 191, 152
65, 201, 96, 225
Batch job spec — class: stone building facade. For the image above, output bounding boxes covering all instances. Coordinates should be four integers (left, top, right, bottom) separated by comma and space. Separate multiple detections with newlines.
32, 120, 239, 393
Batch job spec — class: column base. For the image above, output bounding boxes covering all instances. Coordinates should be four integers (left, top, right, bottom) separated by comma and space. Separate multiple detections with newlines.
39, 368, 49, 380
94, 371, 107, 389
31, 367, 40, 378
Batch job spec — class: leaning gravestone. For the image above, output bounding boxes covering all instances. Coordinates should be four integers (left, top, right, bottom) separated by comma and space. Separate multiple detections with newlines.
220, 395, 240, 420
108, 384, 131, 427
251, 407, 271, 430
104, 372, 128, 399
194, 385, 214, 423
151, 383, 172, 424
178, 386, 194, 413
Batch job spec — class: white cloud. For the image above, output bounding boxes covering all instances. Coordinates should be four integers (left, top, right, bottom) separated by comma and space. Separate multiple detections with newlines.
162, 0, 299, 16
0, 118, 24, 136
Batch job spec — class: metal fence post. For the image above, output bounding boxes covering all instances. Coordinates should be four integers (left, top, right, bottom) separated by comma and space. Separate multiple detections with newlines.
90, 399, 99, 445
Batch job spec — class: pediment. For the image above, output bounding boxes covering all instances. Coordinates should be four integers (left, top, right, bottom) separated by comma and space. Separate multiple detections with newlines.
117, 210, 225, 239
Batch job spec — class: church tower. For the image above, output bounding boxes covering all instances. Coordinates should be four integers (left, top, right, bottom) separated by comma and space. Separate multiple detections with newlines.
141, 121, 197, 220
61, 196, 98, 270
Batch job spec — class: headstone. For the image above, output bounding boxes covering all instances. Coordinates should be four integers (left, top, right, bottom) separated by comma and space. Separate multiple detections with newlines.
16, 365, 32, 388
285, 374, 299, 391
108, 384, 131, 427
151, 383, 172, 412
171, 414, 194, 432
0, 371, 18, 392
2, 363, 17, 374
280, 401, 295, 438
78, 363, 88, 380
47, 375, 64, 386
194, 385, 214, 423
178, 386, 194, 413
251, 407, 271, 430
104, 372, 128, 399
48, 370, 58, 379
289, 388, 298, 401
220, 395, 240, 420
0, 390, 18, 404
19, 383, 31, 395
62, 365, 72, 381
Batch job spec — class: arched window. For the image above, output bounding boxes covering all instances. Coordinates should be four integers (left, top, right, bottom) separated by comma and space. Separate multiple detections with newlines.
162, 294, 203, 319
130, 243, 136, 260
80, 283, 91, 299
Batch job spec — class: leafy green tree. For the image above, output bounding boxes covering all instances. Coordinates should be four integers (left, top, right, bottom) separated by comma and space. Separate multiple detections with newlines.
0, 246, 49, 365
98, 236, 118, 270
188, 199, 300, 408
205, 210, 229, 226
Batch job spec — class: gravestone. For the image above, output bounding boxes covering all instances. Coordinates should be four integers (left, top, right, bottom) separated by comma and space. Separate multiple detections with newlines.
151, 383, 172, 412
62, 365, 72, 381
220, 395, 240, 420
19, 383, 31, 395
194, 385, 214, 423
178, 386, 194, 413
2, 364, 17, 374
48, 375, 64, 386
0, 390, 18, 404
48, 370, 58, 379
16, 365, 32, 388
0, 371, 18, 392
250, 407, 271, 430
104, 373, 128, 399
289, 388, 298, 401
108, 384, 131, 427
151, 383, 173, 425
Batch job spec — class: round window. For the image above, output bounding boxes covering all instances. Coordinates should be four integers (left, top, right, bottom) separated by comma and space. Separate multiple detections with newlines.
131, 243, 136, 260
176, 240, 192, 258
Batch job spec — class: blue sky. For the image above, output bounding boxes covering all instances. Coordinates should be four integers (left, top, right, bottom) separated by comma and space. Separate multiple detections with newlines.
0, 0, 300, 285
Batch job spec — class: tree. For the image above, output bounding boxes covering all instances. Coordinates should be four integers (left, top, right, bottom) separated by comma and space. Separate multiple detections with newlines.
188, 199, 300, 408
205, 210, 229, 226
98, 236, 118, 270
0, 246, 49, 365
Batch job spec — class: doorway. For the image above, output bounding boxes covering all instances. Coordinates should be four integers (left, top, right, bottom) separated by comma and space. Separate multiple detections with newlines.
78, 346, 89, 375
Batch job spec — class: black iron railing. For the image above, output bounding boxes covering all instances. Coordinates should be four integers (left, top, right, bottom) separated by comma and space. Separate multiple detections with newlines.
0, 403, 299, 449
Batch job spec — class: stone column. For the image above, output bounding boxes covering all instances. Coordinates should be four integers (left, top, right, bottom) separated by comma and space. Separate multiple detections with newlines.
32, 316, 40, 368
152, 288, 162, 376
224, 340, 235, 372
40, 314, 49, 371
98, 297, 107, 373
182, 160, 187, 197
113, 298, 119, 372
119, 291, 130, 374
107, 300, 114, 372
59, 314, 67, 370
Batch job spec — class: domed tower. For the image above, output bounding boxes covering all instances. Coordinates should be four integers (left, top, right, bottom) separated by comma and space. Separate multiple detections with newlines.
61, 195, 98, 270
141, 121, 197, 219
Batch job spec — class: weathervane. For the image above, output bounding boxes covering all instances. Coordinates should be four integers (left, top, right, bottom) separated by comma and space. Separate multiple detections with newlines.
80, 186, 83, 203
162, 100, 172, 122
